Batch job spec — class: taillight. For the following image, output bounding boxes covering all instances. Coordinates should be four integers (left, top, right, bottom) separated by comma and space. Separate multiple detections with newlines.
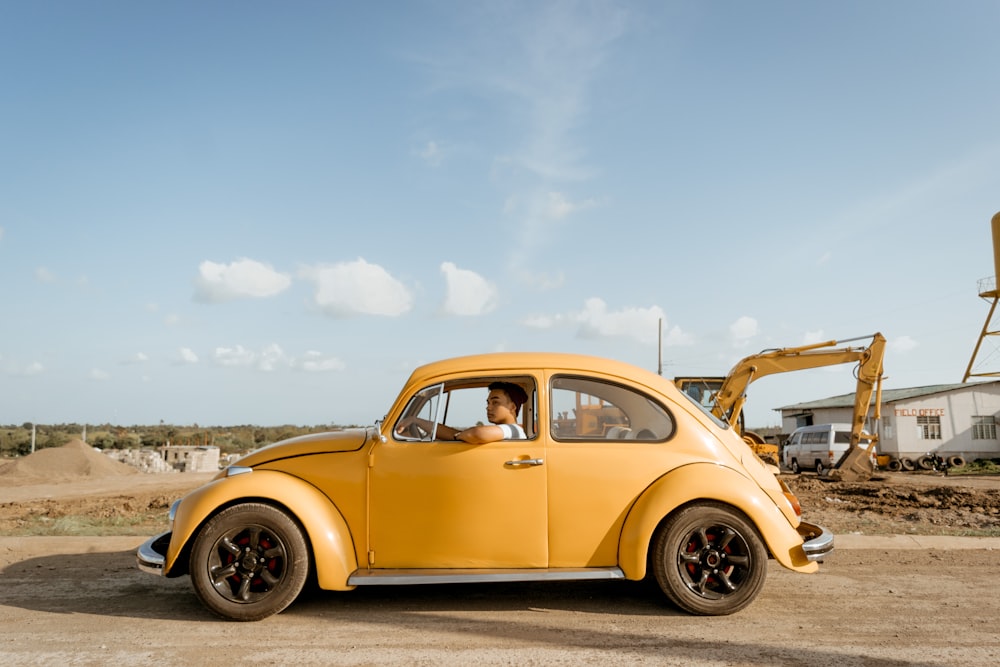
777, 477, 802, 517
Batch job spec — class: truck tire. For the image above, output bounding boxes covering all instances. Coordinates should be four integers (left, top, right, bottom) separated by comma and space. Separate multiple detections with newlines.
948, 456, 966, 468
901, 458, 915, 471
887, 459, 902, 472
917, 455, 935, 471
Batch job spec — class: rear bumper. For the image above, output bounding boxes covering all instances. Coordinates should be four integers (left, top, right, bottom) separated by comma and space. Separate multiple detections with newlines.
136, 531, 172, 576
798, 522, 834, 561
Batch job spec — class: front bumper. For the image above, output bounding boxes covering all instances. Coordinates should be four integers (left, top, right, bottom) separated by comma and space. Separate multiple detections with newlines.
798, 521, 834, 561
136, 531, 172, 576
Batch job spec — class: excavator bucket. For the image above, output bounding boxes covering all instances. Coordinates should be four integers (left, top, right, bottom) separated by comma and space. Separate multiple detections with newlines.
827, 445, 875, 482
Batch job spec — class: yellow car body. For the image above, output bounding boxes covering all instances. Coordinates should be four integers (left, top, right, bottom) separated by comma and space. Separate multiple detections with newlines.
138, 352, 831, 621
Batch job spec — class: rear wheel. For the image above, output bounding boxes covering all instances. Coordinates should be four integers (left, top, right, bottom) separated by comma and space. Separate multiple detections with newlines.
651, 503, 768, 616
190, 503, 309, 621
815, 461, 826, 476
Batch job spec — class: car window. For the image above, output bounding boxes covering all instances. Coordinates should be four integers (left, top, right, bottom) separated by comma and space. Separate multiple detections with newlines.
550, 375, 673, 441
394, 377, 537, 442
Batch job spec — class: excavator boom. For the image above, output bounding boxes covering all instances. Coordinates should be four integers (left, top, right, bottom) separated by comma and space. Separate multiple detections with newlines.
693, 333, 886, 481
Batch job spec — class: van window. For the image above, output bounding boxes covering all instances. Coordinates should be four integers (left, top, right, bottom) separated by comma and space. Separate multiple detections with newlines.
833, 430, 851, 444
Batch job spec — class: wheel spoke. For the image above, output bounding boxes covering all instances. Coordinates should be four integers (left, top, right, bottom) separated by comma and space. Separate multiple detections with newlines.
259, 568, 280, 588
246, 526, 262, 551
715, 569, 737, 592
727, 554, 749, 567
219, 536, 242, 558
237, 575, 253, 601
210, 563, 238, 584
716, 527, 736, 551
679, 551, 700, 565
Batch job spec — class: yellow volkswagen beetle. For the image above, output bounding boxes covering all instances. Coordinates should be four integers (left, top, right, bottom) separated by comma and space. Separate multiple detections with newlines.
137, 352, 831, 621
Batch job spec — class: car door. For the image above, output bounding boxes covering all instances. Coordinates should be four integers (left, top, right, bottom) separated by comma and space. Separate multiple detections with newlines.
368, 379, 548, 569
544, 372, 679, 568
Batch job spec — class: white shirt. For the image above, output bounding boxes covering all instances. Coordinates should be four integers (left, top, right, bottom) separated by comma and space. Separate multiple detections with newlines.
498, 423, 527, 440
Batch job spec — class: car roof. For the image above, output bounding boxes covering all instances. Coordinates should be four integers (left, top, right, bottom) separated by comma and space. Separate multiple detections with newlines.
406, 352, 667, 388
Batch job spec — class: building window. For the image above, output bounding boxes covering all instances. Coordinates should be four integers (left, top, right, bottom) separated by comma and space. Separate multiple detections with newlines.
972, 416, 997, 440
916, 415, 941, 440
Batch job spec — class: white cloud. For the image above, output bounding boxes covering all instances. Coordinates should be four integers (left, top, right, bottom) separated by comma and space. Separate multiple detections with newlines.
212, 345, 257, 367
417, 140, 443, 167
440, 262, 498, 316
122, 352, 149, 365
890, 335, 919, 353
89, 368, 110, 381
35, 267, 56, 283
523, 297, 687, 346
175, 348, 199, 365
662, 325, 696, 347
194, 258, 292, 303
544, 191, 597, 220
729, 316, 758, 346
212, 344, 290, 372
295, 351, 346, 372
23, 362, 44, 376
300, 258, 413, 317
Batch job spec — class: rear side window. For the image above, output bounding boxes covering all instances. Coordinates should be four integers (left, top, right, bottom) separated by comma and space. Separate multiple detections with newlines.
833, 430, 852, 444
550, 375, 673, 441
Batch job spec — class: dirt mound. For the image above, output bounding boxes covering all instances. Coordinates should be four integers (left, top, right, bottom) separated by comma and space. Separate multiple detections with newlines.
0, 440, 137, 483
785, 473, 1000, 536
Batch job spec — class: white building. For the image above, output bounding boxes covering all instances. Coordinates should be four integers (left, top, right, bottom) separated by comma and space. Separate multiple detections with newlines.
777, 381, 1000, 463
161, 445, 220, 473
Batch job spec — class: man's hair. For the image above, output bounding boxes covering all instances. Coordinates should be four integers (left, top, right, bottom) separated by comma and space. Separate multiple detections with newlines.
488, 381, 528, 416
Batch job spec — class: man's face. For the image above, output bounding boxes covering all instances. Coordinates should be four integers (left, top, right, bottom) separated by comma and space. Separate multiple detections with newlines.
485, 389, 516, 424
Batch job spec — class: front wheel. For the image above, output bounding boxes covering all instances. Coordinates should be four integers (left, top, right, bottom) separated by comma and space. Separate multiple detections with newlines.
651, 503, 768, 615
190, 503, 310, 621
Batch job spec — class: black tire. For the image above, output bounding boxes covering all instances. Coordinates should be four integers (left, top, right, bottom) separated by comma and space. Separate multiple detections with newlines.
887, 459, 902, 472
651, 502, 768, 616
948, 456, 966, 468
815, 461, 826, 476
917, 455, 935, 471
901, 458, 915, 471
190, 503, 310, 621
790, 459, 801, 475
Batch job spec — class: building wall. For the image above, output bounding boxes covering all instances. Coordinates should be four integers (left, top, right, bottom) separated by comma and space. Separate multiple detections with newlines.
781, 384, 1000, 462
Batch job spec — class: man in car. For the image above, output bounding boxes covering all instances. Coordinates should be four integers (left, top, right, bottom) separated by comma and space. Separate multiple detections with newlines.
396, 381, 528, 442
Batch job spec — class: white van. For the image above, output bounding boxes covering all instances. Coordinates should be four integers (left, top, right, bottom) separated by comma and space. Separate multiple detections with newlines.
782, 423, 873, 475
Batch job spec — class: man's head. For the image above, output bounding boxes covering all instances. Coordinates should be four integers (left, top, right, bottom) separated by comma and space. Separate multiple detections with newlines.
486, 381, 528, 423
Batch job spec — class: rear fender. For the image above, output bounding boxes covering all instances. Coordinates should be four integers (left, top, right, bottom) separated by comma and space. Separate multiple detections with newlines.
166, 470, 357, 591
618, 464, 818, 579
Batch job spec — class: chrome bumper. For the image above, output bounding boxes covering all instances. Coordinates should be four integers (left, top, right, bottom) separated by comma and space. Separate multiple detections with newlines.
798, 522, 834, 562
136, 531, 172, 576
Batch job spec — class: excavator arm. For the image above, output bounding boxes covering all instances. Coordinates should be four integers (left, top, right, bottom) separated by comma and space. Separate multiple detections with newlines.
709, 333, 886, 481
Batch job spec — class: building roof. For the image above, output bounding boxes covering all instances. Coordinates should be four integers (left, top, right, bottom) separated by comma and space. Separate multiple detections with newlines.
777, 380, 1000, 411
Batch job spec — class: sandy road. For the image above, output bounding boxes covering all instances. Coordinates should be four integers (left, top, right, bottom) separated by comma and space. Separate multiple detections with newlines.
1, 536, 998, 666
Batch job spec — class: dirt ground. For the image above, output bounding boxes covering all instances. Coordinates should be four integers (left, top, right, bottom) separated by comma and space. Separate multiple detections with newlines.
1, 442, 1000, 665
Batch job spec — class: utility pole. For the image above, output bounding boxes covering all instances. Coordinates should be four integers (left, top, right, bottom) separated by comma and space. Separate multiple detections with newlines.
657, 318, 663, 376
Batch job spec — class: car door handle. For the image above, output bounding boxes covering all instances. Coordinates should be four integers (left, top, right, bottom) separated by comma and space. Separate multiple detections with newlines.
505, 457, 544, 467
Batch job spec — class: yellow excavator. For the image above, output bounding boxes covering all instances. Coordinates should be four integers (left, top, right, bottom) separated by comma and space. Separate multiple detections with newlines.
675, 332, 886, 482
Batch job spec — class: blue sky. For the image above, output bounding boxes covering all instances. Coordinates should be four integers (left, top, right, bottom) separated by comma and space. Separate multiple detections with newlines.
2, 1, 999, 428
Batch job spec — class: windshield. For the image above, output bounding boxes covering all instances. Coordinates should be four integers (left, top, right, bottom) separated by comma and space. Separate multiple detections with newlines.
677, 387, 731, 430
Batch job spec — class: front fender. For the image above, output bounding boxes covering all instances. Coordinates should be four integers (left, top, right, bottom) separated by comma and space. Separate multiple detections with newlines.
165, 469, 358, 591
618, 463, 818, 579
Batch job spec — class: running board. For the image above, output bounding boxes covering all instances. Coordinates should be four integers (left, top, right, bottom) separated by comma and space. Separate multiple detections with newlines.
348, 567, 625, 586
